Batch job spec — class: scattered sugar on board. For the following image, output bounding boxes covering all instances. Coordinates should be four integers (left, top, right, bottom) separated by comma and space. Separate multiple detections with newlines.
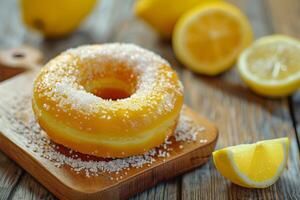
174, 112, 206, 142
1, 95, 206, 178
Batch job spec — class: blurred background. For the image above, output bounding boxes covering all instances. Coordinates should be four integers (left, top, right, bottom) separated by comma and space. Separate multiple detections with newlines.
0, 0, 284, 58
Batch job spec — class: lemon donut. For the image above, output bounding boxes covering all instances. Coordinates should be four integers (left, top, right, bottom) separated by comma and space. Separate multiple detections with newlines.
32, 43, 184, 158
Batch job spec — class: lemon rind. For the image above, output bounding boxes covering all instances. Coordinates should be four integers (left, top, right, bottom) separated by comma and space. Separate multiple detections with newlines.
226, 138, 289, 188
238, 35, 300, 87
173, 2, 253, 75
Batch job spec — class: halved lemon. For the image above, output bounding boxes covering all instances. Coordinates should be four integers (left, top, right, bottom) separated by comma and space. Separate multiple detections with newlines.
213, 138, 289, 188
173, 2, 253, 75
238, 35, 300, 97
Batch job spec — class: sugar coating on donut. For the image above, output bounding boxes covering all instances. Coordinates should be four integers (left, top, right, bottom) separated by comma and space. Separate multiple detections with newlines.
34, 43, 184, 122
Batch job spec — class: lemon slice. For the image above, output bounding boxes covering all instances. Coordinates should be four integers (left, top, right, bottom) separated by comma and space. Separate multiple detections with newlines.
173, 2, 253, 75
213, 138, 289, 188
134, 0, 217, 39
238, 35, 300, 97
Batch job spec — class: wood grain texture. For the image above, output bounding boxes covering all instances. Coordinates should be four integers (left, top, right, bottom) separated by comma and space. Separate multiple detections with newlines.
265, 0, 300, 38
130, 178, 180, 200
291, 93, 300, 146
0, 152, 22, 200
263, 0, 300, 149
180, 0, 300, 199
11, 174, 56, 200
0, 0, 27, 198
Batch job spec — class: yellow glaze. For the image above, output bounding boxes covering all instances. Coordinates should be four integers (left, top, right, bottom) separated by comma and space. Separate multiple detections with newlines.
32, 43, 184, 158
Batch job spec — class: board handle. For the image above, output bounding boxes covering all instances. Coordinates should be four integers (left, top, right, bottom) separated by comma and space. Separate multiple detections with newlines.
0, 46, 43, 81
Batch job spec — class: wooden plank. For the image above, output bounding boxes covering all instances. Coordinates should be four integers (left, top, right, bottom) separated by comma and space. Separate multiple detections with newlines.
265, 0, 300, 38
291, 93, 300, 146
180, 0, 300, 199
11, 174, 56, 200
181, 71, 300, 199
0, 152, 23, 200
131, 180, 180, 200
0, 0, 27, 199
263, 0, 300, 148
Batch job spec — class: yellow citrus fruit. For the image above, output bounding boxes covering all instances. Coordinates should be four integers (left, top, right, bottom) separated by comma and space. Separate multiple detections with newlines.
20, 0, 98, 38
238, 35, 300, 97
213, 138, 289, 188
173, 2, 253, 75
134, 0, 218, 39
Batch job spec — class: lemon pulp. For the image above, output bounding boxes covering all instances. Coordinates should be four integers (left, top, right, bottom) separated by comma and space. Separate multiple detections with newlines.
173, 2, 253, 75
238, 35, 300, 97
213, 138, 289, 188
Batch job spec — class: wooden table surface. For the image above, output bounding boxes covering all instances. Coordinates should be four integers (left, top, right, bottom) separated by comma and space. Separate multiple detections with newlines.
0, 0, 299, 199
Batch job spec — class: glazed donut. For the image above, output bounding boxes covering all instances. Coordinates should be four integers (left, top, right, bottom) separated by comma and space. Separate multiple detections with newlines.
32, 43, 183, 158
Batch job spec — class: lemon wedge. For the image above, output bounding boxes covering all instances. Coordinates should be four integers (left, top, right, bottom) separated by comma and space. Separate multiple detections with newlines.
134, 0, 217, 39
238, 35, 300, 97
213, 138, 289, 188
173, 2, 253, 75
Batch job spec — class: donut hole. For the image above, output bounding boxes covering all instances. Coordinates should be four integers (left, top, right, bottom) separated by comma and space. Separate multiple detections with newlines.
93, 87, 131, 100
83, 77, 136, 101
80, 61, 139, 101
83, 76, 138, 102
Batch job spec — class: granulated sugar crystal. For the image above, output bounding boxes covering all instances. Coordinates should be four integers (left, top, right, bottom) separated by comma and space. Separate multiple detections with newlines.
1, 95, 206, 178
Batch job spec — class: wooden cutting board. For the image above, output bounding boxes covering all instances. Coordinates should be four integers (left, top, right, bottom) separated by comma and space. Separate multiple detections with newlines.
0, 48, 218, 200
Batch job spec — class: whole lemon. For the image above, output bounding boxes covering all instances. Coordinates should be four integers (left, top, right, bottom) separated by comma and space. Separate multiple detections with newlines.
134, 0, 219, 39
20, 0, 98, 38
